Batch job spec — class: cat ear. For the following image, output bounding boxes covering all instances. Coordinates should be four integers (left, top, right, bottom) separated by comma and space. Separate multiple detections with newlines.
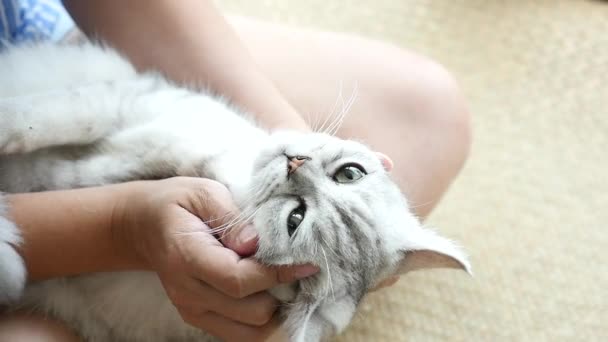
375, 152, 393, 172
397, 228, 471, 274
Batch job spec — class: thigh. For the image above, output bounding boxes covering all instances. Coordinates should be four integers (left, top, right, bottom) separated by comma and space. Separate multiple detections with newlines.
0, 312, 80, 342
227, 16, 471, 218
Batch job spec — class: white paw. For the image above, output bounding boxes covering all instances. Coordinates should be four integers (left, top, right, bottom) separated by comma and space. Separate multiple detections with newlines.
0, 204, 27, 303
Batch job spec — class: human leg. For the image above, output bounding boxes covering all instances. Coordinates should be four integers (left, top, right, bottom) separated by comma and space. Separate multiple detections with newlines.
228, 16, 471, 218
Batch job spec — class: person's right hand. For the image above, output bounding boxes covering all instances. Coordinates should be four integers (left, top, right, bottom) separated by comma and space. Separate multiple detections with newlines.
114, 177, 318, 341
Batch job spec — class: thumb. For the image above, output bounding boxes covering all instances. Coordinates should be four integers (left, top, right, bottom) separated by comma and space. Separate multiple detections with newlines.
221, 224, 258, 257
185, 179, 258, 256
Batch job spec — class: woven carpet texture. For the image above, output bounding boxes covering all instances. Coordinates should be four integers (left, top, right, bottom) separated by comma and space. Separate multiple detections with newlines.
218, 1, 607, 341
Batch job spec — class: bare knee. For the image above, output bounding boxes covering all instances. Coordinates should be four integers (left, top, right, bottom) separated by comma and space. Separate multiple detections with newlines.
384, 49, 471, 165
393, 54, 470, 215
0, 312, 81, 342
343, 42, 471, 216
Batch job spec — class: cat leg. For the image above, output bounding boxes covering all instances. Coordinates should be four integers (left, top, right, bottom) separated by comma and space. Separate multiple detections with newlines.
0, 194, 27, 304
0, 119, 223, 192
0, 78, 169, 155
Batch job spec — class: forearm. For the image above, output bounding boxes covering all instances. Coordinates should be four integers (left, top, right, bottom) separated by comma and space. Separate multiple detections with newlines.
63, 0, 308, 131
6, 184, 143, 281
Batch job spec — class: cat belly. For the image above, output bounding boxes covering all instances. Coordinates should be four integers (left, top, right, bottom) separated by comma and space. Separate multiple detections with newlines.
20, 272, 218, 342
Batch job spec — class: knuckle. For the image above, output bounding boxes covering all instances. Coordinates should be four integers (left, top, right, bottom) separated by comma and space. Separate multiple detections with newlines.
178, 308, 210, 329
225, 274, 246, 299
199, 178, 225, 194
276, 266, 292, 284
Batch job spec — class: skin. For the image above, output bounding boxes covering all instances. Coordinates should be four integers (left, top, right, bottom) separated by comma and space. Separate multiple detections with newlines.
0, 1, 470, 341
62, 0, 309, 132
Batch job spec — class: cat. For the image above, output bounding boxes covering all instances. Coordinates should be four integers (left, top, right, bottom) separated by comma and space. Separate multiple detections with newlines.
0, 42, 470, 342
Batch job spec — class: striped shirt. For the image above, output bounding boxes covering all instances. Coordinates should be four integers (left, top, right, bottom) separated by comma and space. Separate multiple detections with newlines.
0, 0, 75, 46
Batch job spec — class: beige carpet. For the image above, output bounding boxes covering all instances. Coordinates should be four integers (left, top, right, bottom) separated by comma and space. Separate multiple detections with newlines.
218, 1, 608, 341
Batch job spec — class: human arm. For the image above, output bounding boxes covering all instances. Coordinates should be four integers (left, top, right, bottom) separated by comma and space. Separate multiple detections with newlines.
63, 0, 309, 131
6, 177, 317, 340
7, 182, 141, 280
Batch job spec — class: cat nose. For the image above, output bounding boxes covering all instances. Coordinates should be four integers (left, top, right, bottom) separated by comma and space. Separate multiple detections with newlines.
287, 155, 310, 175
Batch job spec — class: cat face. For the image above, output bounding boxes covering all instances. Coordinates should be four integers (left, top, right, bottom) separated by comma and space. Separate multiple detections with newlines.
243, 131, 469, 342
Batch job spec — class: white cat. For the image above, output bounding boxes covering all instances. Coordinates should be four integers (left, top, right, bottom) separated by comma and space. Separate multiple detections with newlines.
0, 43, 470, 342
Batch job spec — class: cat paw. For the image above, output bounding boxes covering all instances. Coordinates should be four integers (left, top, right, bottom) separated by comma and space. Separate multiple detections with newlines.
0, 200, 27, 303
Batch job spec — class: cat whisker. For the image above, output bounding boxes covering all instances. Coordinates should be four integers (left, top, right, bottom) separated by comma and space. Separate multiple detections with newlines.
205, 214, 251, 236
324, 88, 346, 136
303, 110, 316, 131
208, 209, 251, 233
322, 91, 346, 136
213, 206, 262, 240
215, 202, 257, 229
241, 176, 272, 205
320, 246, 336, 302
311, 112, 325, 133
326, 111, 344, 137
176, 213, 242, 235
324, 110, 344, 137
251, 181, 270, 200
328, 81, 358, 137
308, 111, 327, 133
200, 211, 237, 225
408, 198, 439, 211
318, 234, 340, 260
318, 80, 344, 134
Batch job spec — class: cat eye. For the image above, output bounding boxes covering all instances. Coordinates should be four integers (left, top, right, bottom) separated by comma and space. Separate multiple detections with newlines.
333, 163, 367, 183
287, 200, 306, 237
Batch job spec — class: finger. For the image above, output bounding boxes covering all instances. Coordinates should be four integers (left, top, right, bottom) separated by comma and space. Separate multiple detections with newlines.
192, 244, 319, 298
221, 224, 258, 257
178, 277, 279, 326
179, 309, 281, 342
184, 178, 259, 256
186, 179, 241, 229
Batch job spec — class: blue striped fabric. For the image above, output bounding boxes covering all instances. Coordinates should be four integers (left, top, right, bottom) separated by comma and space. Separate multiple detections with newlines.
0, 0, 74, 46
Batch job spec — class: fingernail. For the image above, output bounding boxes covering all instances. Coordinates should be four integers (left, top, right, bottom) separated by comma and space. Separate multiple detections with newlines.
294, 265, 320, 279
237, 224, 258, 245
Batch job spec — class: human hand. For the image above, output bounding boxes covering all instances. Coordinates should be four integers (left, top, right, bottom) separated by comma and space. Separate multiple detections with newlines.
114, 177, 318, 341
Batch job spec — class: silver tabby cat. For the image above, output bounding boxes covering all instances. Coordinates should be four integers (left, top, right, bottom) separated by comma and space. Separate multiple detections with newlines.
0, 43, 469, 342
